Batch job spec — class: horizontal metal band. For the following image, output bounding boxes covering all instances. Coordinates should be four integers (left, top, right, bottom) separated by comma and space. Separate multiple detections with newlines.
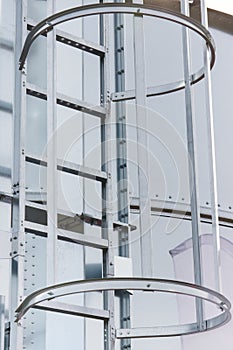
19, 3, 215, 73
15, 277, 230, 338
116, 311, 229, 338
111, 67, 205, 100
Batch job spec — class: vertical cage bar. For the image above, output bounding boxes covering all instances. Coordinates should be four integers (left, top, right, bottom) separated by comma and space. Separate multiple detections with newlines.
200, 0, 222, 293
133, 11, 153, 278
46, 0, 57, 285
114, 12, 129, 254
101, 13, 116, 350
46, 2, 58, 348
114, 7, 131, 350
10, 0, 27, 348
82, 5, 87, 350
180, 0, 204, 328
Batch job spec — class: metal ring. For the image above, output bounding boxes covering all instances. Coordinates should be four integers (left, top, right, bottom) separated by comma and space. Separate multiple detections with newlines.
19, 3, 215, 96
16, 277, 231, 338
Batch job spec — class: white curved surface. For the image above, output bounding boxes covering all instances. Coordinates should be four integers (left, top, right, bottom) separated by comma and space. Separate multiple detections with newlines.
171, 234, 233, 350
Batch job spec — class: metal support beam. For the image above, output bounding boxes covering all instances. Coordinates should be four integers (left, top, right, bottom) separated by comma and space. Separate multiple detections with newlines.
46, 0, 57, 285
25, 154, 108, 182
10, 1, 27, 349
57, 228, 108, 249
133, 10, 153, 277
114, 7, 131, 349
101, 12, 116, 350
26, 83, 106, 118
181, 0, 204, 329
57, 159, 108, 182
114, 12, 129, 231
56, 92, 106, 118
46, 2, 57, 348
33, 300, 109, 320
56, 29, 106, 57
200, 0, 221, 292
24, 221, 48, 234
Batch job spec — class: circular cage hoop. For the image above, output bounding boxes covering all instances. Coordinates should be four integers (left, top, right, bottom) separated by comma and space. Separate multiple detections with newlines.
19, 3, 215, 96
16, 278, 231, 338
